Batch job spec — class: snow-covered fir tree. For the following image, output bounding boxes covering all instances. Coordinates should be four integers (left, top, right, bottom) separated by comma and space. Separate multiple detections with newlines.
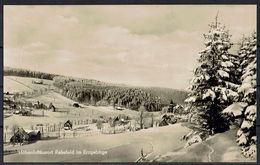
236, 32, 256, 158
185, 16, 241, 135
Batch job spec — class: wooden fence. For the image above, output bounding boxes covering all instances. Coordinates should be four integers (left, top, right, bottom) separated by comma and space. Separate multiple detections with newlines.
4, 118, 100, 143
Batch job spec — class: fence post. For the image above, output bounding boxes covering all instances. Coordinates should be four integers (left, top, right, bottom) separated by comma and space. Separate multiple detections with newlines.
58, 125, 60, 138
63, 130, 65, 139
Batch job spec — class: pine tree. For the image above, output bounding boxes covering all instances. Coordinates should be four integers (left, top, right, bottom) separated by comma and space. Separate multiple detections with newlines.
236, 32, 256, 158
185, 15, 240, 135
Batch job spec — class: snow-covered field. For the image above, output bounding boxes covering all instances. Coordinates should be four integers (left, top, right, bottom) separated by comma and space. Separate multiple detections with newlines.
3, 76, 256, 162
4, 76, 53, 93
4, 123, 191, 162
4, 104, 141, 131
3, 76, 142, 130
3, 75, 178, 163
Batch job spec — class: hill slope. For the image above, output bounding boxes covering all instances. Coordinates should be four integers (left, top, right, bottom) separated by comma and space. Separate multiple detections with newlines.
53, 76, 188, 111
153, 128, 256, 162
4, 76, 53, 93
4, 67, 188, 111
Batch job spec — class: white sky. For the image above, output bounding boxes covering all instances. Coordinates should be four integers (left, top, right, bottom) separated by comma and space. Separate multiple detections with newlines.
4, 5, 256, 89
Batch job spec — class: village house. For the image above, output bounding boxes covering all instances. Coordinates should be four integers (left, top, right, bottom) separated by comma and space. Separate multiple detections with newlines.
10, 128, 41, 144
64, 120, 73, 130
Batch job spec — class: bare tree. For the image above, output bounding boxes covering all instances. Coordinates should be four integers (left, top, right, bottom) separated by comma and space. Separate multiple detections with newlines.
96, 120, 103, 130
4, 125, 9, 143
11, 124, 19, 145
11, 124, 19, 135
151, 113, 154, 127
138, 104, 146, 129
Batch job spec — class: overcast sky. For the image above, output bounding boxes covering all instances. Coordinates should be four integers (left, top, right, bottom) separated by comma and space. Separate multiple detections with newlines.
4, 5, 256, 89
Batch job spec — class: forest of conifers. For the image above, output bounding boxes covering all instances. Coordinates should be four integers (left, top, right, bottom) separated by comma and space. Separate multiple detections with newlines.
4, 66, 58, 80
4, 67, 188, 112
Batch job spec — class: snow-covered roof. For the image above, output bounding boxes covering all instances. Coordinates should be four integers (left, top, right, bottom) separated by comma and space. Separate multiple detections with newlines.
24, 129, 40, 133
222, 102, 248, 117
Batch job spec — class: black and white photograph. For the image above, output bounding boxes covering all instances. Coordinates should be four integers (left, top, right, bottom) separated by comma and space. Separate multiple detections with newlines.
3, 5, 257, 162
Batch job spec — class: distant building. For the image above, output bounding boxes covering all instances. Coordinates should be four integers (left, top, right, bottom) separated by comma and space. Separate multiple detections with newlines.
167, 100, 176, 113
115, 106, 124, 110
49, 103, 56, 112
32, 80, 43, 84
159, 114, 177, 126
3, 93, 16, 110
109, 115, 129, 127
73, 103, 80, 108
64, 120, 73, 130
10, 128, 41, 144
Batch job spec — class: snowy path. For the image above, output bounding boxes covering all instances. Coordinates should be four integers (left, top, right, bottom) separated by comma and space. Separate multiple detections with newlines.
154, 129, 255, 162
202, 142, 214, 162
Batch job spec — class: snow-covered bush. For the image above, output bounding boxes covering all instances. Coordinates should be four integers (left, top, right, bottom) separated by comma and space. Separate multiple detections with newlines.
184, 135, 202, 148
182, 130, 209, 148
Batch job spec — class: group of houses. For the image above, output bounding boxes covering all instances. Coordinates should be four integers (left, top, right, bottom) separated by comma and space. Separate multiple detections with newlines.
3, 92, 16, 110
9, 119, 75, 144
167, 104, 184, 113
4, 91, 57, 116
158, 114, 178, 126
107, 114, 130, 127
